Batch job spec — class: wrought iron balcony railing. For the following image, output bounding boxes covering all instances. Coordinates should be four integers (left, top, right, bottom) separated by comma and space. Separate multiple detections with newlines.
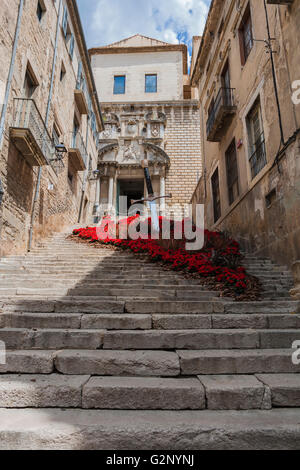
69, 131, 88, 171
249, 132, 267, 179
10, 98, 54, 166
206, 87, 236, 142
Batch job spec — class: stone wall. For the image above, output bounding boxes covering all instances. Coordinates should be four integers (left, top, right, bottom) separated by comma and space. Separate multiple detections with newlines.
164, 103, 202, 205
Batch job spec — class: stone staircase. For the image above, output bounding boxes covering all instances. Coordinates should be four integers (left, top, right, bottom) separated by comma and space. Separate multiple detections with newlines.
0, 230, 299, 449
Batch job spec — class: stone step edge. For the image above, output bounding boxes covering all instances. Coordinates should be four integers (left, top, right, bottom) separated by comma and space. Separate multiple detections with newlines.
0, 407, 300, 449
0, 373, 299, 410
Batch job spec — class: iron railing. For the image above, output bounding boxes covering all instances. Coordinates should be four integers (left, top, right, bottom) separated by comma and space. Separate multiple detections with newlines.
249, 132, 267, 179
206, 87, 235, 138
71, 131, 88, 168
12, 98, 54, 162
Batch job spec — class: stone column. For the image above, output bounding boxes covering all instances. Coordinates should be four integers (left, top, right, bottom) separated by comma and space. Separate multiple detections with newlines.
108, 176, 114, 212
160, 176, 166, 211
95, 178, 101, 205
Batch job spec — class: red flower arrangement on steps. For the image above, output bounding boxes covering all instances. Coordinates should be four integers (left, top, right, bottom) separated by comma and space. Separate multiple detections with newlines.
72, 215, 261, 300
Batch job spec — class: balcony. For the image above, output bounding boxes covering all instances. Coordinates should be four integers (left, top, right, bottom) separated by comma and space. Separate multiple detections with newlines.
10, 98, 54, 166
68, 132, 88, 171
206, 87, 236, 142
74, 79, 89, 115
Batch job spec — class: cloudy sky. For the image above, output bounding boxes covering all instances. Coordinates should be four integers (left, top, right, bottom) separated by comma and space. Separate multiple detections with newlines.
77, 0, 211, 62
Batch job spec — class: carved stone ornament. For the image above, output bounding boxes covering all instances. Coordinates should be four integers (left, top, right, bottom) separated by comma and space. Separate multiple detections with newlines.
151, 123, 160, 138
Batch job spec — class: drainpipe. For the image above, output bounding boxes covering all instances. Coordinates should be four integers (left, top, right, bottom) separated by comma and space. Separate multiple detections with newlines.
263, 0, 285, 146
28, 0, 63, 251
0, 0, 24, 147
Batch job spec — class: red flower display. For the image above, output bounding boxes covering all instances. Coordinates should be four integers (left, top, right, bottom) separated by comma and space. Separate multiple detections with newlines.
72, 216, 259, 298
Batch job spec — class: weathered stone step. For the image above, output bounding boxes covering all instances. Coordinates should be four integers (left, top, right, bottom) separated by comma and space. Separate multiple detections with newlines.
178, 349, 300, 375
5, 327, 296, 352
124, 300, 299, 314
1, 313, 299, 330
0, 313, 151, 330
103, 329, 259, 349
0, 328, 105, 350
103, 329, 300, 350
0, 298, 125, 313
55, 350, 180, 376
0, 375, 206, 410
0, 374, 90, 408
82, 376, 205, 410
1, 408, 300, 449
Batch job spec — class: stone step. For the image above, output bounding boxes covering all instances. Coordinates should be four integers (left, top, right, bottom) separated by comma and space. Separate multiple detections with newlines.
0, 375, 206, 410
3, 328, 297, 351
124, 300, 299, 314
0, 328, 105, 350
177, 349, 300, 375
0, 313, 152, 330
0, 298, 125, 313
1, 313, 299, 330
55, 350, 180, 376
0, 408, 300, 449
102, 329, 300, 350
0, 374, 90, 408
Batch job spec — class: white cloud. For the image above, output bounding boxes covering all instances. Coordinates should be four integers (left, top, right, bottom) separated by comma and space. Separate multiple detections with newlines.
83, 0, 210, 49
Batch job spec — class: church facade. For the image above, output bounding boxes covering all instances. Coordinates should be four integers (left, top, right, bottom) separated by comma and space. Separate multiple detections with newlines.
89, 34, 202, 218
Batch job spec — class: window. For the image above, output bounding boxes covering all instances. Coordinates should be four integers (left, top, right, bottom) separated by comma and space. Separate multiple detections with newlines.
211, 168, 221, 223
37, 1, 43, 21
246, 98, 267, 179
72, 119, 79, 148
145, 74, 157, 93
238, 4, 253, 65
23, 65, 38, 98
36, 0, 46, 21
114, 76, 126, 94
225, 140, 239, 205
69, 34, 75, 60
60, 62, 66, 81
62, 6, 68, 38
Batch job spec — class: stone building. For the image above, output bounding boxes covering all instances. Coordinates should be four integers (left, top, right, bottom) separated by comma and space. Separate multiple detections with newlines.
89, 34, 202, 217
0, 0, 103, 257
191, 0, 300, 266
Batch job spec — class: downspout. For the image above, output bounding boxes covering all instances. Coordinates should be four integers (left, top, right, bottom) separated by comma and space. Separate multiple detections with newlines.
78, 117, 90, 223
0, 0, 24, 147
28, 0, 63, 251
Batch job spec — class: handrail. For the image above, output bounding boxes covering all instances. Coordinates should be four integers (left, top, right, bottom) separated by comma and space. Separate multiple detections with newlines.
206, 87, 235, 137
